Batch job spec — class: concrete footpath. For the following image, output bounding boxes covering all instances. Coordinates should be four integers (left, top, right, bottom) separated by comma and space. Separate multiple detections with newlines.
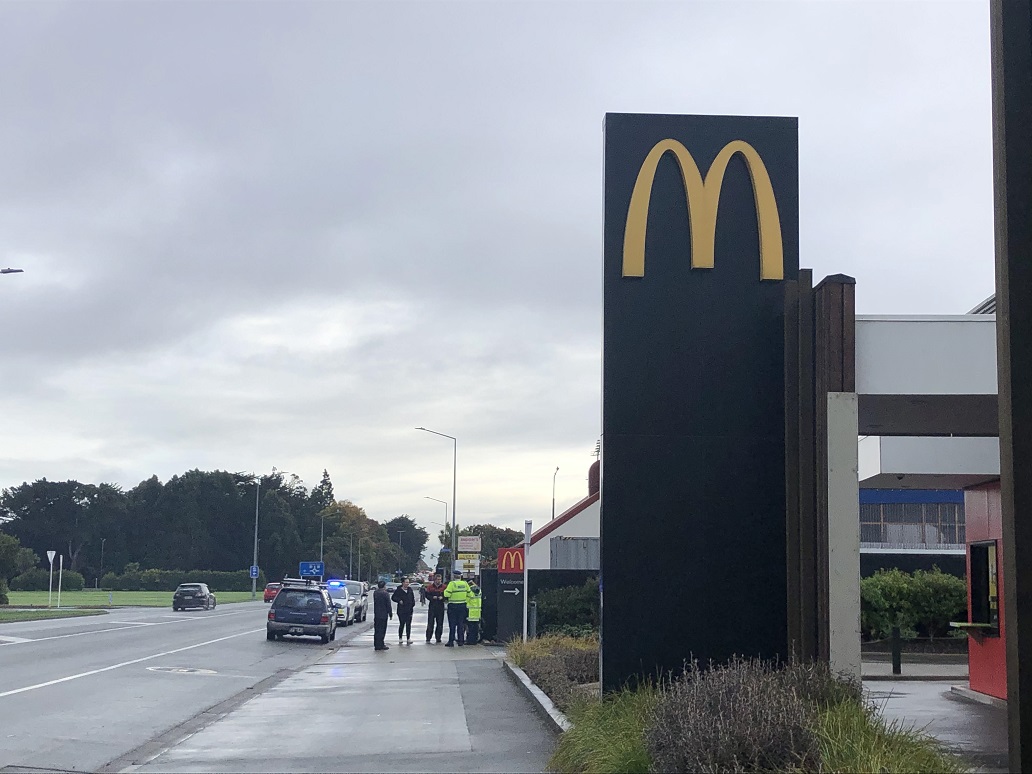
120, 605, 556, 773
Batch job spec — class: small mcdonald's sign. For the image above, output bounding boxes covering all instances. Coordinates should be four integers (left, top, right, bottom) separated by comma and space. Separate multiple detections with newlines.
497, 547, 524, 574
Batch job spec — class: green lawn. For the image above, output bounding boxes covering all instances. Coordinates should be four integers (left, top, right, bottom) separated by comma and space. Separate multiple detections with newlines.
5, 590, 261, 608
0, 609, 107, 623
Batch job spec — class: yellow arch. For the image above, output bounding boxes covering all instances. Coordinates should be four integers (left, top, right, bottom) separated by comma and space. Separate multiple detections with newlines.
621, 139, 784, 281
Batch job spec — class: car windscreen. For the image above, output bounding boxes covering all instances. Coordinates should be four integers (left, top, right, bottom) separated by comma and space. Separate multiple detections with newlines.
344, 582, 363, 595
327, 587, 348, 600
273, 589, 325, 610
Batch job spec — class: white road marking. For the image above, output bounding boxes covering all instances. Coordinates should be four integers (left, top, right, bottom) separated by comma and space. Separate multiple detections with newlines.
0, 636, 31, 644
0, 628, 266, 698
0, 608, 256, 646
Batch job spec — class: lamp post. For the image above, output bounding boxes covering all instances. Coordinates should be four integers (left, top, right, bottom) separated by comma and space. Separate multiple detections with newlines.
397, 530, 405, 574
100, 538, 106, 579
416, 427, 457, 578
251, 475, 261, 600
1, 268, 24, 275
552, 466, 559, 520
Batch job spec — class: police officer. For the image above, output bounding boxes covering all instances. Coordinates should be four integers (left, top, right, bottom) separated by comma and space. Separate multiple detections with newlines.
465, 581, 482, 645
443, 572, 471, 647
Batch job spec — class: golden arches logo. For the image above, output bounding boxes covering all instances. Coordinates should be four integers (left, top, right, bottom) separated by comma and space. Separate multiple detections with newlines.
622, 139, 784, 281
498, 548, 524, 573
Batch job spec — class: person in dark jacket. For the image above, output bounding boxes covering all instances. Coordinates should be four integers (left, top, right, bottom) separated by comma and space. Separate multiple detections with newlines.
422, 573, 447, 644
391, 577, 417, 645
373, 580, 393, 651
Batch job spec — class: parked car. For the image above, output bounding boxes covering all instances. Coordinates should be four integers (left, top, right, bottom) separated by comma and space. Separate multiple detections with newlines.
343, 580, 368, 622
172, 583, 216, 611
263, 582, 281, 603
325, 580, 355, 625
267, 578, 337, 644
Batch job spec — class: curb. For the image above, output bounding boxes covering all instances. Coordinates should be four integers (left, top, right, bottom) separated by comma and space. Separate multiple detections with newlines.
950, 684, 1008, 710
500, 657, 571, 733
863, 674, 969, 682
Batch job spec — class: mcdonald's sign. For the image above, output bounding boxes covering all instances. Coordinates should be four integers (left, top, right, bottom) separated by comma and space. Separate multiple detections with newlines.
602, 113, 798, 692
622, 139, 784, 281
498, 547, 524, 574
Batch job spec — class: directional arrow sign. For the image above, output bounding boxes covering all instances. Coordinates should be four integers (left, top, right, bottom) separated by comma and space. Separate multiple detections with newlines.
503, 588, 521, 596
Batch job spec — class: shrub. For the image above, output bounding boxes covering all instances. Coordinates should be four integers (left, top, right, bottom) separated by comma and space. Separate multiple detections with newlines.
535, 577, 599, 634
0, 579, 8, 605
910, 568, 967, 639
644, 658, 822, 773
861, 567, 967, 640
861, 568, 918, 639
10, 568, 52, 591
549, 685, 659, 774
99, 568, 265, 591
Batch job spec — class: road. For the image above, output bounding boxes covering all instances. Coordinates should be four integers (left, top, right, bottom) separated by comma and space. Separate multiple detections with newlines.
0, 601, 371, 772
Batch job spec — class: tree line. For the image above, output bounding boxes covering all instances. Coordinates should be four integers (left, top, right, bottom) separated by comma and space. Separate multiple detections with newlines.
0, 469, 429, 586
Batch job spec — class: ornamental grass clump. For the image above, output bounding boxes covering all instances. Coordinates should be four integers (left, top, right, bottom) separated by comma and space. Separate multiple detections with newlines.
644, 658, 821, 773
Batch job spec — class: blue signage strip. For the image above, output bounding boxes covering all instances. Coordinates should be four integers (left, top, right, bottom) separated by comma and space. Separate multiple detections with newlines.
249, 565, 259, 579
299, 561, 325, 577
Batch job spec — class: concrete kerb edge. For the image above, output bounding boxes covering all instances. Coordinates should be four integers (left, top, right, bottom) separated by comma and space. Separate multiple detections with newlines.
864, 674, 970, 682
950, 684, 1008, 710
500, 656, 571, 733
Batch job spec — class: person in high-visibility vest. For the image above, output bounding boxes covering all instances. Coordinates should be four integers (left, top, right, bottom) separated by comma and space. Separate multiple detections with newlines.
465, 581, 482, 645
443, 573, 471, 646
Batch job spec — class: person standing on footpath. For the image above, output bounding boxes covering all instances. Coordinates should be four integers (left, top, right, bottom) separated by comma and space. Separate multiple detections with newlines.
423, 573, 447, 644
391, 577, 416, 645
465, 580, 482, 645
444, 572, 471, 647
372, 580, 393, 651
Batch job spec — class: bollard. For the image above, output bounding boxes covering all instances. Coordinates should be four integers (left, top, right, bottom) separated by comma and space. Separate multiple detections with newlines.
891, 626, 902, 675
528, 600, 537, 639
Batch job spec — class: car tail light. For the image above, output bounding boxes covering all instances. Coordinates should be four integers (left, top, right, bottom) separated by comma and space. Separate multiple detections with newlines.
267, 611, 275, 621
320, 614, 329, 624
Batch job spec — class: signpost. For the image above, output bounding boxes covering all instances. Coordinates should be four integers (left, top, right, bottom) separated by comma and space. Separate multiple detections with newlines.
458, 535, 482, 553
298, 561, 325, 579
523, 521, 531, 642
47, 550, 55, 608
249, 565, 259, 580
496, 547, 525, 642
57, 554, 63, 609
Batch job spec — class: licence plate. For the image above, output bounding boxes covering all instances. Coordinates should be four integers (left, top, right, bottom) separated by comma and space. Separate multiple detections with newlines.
289, 626, 304, 634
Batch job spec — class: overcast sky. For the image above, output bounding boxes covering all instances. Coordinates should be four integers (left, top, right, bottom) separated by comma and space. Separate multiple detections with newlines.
0, 0, 995, 551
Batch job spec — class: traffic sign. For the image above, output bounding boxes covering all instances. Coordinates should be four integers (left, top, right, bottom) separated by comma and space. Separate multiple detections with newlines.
47, 550, 56, 564
458, 536, 481, 553
249, 565, 259, 579
457, 552, 479, 561
298, 561, 325, 577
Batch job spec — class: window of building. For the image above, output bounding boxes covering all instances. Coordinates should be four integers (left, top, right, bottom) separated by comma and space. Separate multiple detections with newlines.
969, 540, 1000, 634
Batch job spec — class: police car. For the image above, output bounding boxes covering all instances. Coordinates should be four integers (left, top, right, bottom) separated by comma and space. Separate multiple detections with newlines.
324, 579, 356, 625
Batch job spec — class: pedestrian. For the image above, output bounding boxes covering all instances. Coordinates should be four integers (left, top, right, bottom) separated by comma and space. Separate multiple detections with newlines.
423, 572, 447, 644
373, 580, 393, 651
466, 580, 482, 645
443, 571, 471, 647
391, 576, 416, 645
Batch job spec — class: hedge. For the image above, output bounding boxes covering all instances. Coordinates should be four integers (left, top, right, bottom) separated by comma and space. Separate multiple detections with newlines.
98, 565, 267, 592
10, 567, 85, 591
535, 577, 600, 634
860, 567, 967, 640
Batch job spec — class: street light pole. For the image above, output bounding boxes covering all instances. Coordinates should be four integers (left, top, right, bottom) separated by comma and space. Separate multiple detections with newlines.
100, 538, 106, 579
416, 428, 457, 579
1, 268, 24, 275
552, 466, 559, 520
320, 511, 325, 566
397, 530, 405, 573
251, 476, 261, 600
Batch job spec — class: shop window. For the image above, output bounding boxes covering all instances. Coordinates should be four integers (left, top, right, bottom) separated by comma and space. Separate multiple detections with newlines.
970, 540, 1000, 634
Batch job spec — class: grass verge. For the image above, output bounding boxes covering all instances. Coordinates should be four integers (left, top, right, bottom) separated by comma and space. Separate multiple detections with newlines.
816, 698, 966, 773
0, 609, 107, 623
549, 686, 658, 774
6, 590, 259, 608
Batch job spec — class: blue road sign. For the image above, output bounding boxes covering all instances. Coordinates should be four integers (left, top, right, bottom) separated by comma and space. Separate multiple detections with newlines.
299, 561, 325, 577
249, 565, 259, 579
439, 548, 451, 553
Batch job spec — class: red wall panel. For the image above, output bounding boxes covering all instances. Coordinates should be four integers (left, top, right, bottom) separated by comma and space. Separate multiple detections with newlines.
965, 481, 1006, 701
